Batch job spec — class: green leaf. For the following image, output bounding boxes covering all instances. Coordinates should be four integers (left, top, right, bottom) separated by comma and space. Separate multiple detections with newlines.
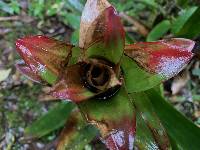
0, 1, 14, 14
147, 20, 171, 42
62, 12, 80, 29
58, 125, 98, 150
135, 112, 159, 149
192, 69, 200, 77
10, 0, 20, 14
67, 0, 84, 12
177, 7, 200, 38
172, 7, 198, 34
40, 69, 58, 85
29, 0, 45, 18
121, 55, 162, 92
71, 29, 79, 45
66, 125, 98, 149
78, 86, 136, 149
57, 111, 99, 150
69, 47, 81, 65
176, 0, 189, 7
140, 0, 159, 9
130, 92, 171, 149
146, 89, 200, 150
25, 102, 75, 138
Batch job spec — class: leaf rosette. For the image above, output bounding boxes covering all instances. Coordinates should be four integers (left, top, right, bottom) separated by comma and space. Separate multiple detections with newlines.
15, 0, 199, 149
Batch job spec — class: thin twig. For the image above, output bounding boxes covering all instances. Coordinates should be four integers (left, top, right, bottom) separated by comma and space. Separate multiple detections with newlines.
119, 12, 149, 36
0, 28, 12, 35
124, 26, 137, 32
0, 15, 34, 23
0, 16, 20, 21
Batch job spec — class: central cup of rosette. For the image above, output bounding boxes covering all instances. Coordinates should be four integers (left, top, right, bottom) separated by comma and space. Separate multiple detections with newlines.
81, 58, 122, 100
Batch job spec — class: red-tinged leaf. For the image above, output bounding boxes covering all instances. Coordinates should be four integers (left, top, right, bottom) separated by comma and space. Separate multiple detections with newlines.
16, 35, 74, 84
104, 117, 135, 150
79, 0, 111, 48
121, 55, 162, 93
78, 86, 136, 150
85, 7, 125, 64
125, 38, 195, 79
15, 60, 42, 83
80, 0, 125, 64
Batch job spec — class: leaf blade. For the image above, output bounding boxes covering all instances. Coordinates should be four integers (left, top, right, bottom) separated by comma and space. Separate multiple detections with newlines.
147, 89, 200, 150
130, 92, 171, 149
80, 0, 125, 64
171, 6, 198, 34
25, 102, 75, 138
16, 35, 74, 84
124, 38, 194, 84
122, 55, 162, 92
57, 111, 99, 150
78, 86, 136, 150
176, 7, 200, 38
147, 20, 171, 42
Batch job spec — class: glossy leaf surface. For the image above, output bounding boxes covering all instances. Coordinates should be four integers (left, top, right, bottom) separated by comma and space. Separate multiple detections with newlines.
79, 0, 111, 48
16, 35, 74, 84
122, 55, 162, 92
80, 0, 125, 64
57, 111, 99, 150
130, 92, 171, 149
15, 60, 42, 83
125, 38, 195, 80
176, 7, 200, 38
147, 89, 200, 150
58, 125, 98, 150
147, 20, 171, 42
135, 112, 159, 150
25, 102, 75, 138
172, 6, 198, 35
78, 87, 136, 150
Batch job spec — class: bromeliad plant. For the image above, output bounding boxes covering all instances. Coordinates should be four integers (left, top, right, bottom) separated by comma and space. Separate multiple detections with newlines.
15, 0, 200, 149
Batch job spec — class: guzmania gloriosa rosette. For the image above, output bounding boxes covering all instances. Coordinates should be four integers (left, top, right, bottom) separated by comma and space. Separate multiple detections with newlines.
15, 0, 199, 149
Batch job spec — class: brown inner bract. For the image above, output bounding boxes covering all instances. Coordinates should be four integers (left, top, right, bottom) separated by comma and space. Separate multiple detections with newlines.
86, 61, 111, 91
84, 59, 112, 92
81, 58, 122, 99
